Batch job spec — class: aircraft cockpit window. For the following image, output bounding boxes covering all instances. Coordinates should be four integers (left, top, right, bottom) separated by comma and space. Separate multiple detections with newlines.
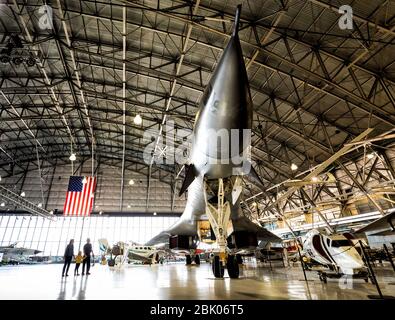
331, 239, 350, 247
144, 247, 147, 250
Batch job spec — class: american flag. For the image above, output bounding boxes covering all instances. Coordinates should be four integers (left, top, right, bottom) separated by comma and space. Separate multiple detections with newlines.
63, 176, 97, 216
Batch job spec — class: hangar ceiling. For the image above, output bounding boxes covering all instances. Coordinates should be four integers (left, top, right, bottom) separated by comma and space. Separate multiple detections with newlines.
0, 0, 395, 223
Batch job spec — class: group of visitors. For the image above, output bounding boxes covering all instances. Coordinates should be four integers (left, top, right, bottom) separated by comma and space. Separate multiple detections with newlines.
62, 238, 95, 277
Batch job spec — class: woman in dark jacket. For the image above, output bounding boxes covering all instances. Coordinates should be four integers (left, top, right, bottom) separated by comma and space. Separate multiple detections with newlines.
62, 239, 74, 277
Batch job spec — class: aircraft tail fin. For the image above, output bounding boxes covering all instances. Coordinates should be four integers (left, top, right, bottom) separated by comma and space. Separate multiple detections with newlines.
98, 238, 109, 253
179, 164, 197, 196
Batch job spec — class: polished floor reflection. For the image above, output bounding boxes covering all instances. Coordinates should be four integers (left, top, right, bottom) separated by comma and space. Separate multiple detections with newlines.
0, 262, 394, 300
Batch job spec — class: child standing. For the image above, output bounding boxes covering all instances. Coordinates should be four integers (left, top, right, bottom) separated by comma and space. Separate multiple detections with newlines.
74, 251, 84, 276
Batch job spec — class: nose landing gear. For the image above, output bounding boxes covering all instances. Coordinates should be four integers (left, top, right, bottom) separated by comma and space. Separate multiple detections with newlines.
204, 178, 241, 279
211, 253, 240, 279
226, 255, 240, 278
212, 256, 225, 278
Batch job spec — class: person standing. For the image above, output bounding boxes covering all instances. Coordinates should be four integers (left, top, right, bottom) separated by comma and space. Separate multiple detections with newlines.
82, 238, 94, 275
74, 251, 84, 276
62, 239, 74, 277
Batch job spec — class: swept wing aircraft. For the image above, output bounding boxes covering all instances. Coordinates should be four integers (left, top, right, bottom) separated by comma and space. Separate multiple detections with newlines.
145, 5, 281, 279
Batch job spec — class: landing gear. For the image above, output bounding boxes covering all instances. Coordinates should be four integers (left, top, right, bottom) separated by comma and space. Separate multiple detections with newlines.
236, 254, 243, 264
227, 255, 240, 278
319, 272, 327, 283
210, 254, 240, 278
194, 255, 200, 265
204, 178, 232, 278
203, 178, 243, 279
186, 255, 192, 265
212, 256, 224, 278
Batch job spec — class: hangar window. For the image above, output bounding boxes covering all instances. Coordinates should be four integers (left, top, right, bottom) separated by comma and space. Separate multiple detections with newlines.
0, 214, 179, 257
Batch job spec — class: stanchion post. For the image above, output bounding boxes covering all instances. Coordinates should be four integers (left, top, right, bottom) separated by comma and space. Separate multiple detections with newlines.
383, 244, 395, 272
359, 240, 384, 299
297, 244, 308, 283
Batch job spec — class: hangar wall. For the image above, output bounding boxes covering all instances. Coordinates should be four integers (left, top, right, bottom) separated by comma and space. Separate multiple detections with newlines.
367, 234, 395, 249
0, 162, 187, 214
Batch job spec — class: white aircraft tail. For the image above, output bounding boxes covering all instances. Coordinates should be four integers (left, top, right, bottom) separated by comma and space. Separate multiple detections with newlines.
98, 238, 109, 253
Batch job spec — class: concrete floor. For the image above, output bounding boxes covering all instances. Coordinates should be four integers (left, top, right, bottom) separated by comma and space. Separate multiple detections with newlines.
0, 261, 394, 300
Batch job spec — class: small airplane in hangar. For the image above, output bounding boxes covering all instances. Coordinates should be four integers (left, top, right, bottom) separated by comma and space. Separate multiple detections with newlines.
0, 242, 42, 264
98, 238, 207, 267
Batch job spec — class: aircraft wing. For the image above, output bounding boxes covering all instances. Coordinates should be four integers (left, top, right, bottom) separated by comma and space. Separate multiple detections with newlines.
356, 211, 395, 235
146, 219, 281, 246
146, 231, 172, 246
232, 216, 282, 243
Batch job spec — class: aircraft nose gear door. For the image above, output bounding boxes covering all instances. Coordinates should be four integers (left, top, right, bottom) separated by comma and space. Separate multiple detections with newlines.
204, 178, 238, 278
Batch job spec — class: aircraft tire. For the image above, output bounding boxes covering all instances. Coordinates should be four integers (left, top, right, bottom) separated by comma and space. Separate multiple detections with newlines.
186, 255, 192, 265
236, 254, 243, 264
194, 255, 200, 265
227, 255, 240, 279
212, 256, 224, 278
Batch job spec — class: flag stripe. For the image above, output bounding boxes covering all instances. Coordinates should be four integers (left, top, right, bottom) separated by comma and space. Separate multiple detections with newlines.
80, 177, 89, 216
70, 192, 75, 216
63, 192, 69, 214
85, 177, 94, 215
76, 182, 84, 216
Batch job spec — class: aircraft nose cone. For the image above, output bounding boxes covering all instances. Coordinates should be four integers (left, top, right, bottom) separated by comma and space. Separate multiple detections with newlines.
193, 32, 252, 164
196, 35, 252, 132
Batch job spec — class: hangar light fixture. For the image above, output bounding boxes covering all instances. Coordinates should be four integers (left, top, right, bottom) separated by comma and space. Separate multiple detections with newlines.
99, 211, 103, 215
82, 177, 87, 184
49, 210, 54, 215
0, 202, 5, 207
291, 163, 298, 171
311, 176, 318, 182
38, 203, 42, 208
127, 205, 131, 208
133, 114, 142, 125
153, 212, 157, 216
20, 191, 25, 197
367, 153, 375, 159
129, 179, 135, 185
69, 153, 76, 161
